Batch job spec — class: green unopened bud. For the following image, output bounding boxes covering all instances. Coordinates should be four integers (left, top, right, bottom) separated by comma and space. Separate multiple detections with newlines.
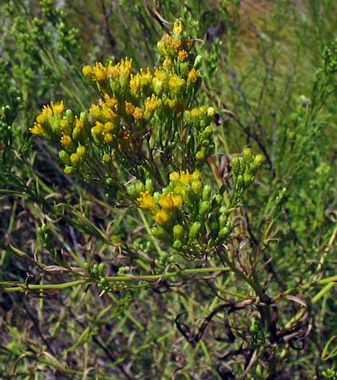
76, 145, 86, 157
243, 148, 253, 161
173, 240, 183, 250
195, 151, 205, 161
80, 111, 88, 122
72, 127, 81, 141
219, 205, 227, 214
189, 221, 201, 239
202, 125, 213, 138
58, 150, 70, 165
199, 201, 209, 216
65, 109, 74, 123
207, 107, 215, 117
202, 185, 212, 201
98, 263, 105, 274
145, 179, 154, 193
173, 224, 184, 240
254, 154, 264, 167
244, 173, 254, 185
218, 226, 230, 238
192, 180, 202, 193
70, 153, 81, 166
102, 153, 111, 163
151, 226, 166, 239
214, 194, 223, 204
135, 181, 145, 194
231, 156, 240, 174
237, 175, 244, 188
219, 214, 227, 227
64, 166, 73, 174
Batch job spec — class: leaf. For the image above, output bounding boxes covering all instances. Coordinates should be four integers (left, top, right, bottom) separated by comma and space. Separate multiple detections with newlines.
68, 327, 94, 352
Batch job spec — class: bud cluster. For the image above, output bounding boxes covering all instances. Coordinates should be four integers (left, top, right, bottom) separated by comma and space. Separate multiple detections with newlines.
127, 166, 262, 259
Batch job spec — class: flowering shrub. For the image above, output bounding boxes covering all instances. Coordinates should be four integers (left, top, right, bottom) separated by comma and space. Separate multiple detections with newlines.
31, 21, 264, 263
2, 2, 337, 378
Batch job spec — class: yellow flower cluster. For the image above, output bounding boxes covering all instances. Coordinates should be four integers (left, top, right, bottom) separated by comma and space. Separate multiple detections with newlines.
31, 101, 65, 136
135, 170, 201, 228
82, 58, 133, 83
31, 20, 216, 211
137, 187, 184, 226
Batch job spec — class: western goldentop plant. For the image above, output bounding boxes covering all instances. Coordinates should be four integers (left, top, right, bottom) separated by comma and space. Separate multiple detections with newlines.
31, 20, 264, 263
3, 2, 337, 377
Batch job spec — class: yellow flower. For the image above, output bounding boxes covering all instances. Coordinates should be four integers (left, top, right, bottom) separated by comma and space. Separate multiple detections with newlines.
119, 58, 133, 76
154, 210, 169, 225
75, 117, 84, 130
133, 107, 144, 121
103, 94, 118, 109
159, 193, 174, 209
104, 132, 113, 143
145, 95, 161, 114
89, 104, 102, 119
36, 113, 49, 125
137, 192, 156, 209
178, 50, 188, 62
162, 58, 173, 69
173, 20, 183, 36
125, 102, 135, 116
104, 122, 114, 132
92, 63, 107, 81
190, 108, 200, 119
169, 172, 180, 182
82, 65, 93, 77
171, 38, 181, 53
60, 134, 72, 147
187, 68, 200, 83
171, 193, 183, 207
30, 123, 45, 136
168, 75, 185, 92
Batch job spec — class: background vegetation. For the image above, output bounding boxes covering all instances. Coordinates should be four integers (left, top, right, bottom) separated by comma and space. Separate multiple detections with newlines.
1, 0, 337, 378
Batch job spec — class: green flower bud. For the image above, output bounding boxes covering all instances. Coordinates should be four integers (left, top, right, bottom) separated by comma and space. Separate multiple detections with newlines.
84, 262, 90, 271
98, 263, 105, 274
219, 214, 227, 227
231, 156, 240, 174
65, 109, 74, 123
102, 153, 111, 163
76, 145, 86, 157
243, 148, 253, 161
70, 153, 81, 166
145, 179, 154, 193
135, 181, 145, 195
64, 165, 73, 174
80, 111, 88, 122
219, 205, 227, 214
199, 201, 209, 216
254, 154, 265, 167
173, 224, 184, 240
173, 240, 183, 250
189, 221, 201, 239
151, 226, 166, 239
202, 185, 212, 201
58, 150, 70, 165
237, 175, 244, 188
195, 151, 205, 161
214, 194, 223, 204
218, 226, 230, 238
244, 173, 254, 185
192, 180, 202, 193
72, 127, 81, 141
